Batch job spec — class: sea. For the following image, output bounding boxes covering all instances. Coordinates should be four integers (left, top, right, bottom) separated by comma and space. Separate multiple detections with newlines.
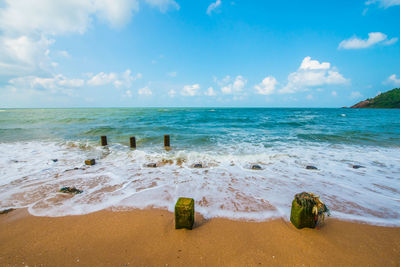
0, 108, 399, 226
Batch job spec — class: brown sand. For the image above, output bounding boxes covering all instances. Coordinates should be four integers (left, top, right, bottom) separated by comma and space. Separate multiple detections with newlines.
0, 208, 399, 267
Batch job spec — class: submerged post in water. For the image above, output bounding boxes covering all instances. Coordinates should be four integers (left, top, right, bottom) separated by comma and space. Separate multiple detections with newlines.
130, 136, 136, 149
101, 136, 107, 146
164, 134, 170, 148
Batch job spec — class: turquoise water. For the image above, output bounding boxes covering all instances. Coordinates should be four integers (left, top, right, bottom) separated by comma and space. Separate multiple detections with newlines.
0, 108, 399, 225
1, 108, 399, 147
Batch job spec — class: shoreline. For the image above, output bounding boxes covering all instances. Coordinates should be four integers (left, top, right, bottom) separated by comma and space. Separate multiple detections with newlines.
1, 208, 399, 266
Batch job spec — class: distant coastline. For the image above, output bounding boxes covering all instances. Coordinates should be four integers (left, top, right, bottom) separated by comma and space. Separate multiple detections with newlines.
345, 88, 400, 109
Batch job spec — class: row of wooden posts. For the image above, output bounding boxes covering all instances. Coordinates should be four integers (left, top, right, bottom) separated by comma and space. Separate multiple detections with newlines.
98, 136, 326, 231
100, 135, 170, 148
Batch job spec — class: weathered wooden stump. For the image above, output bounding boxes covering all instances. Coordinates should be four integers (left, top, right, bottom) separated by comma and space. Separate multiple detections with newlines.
145, 163, 157, 168
101, 136, 108, 146
290, 192, 329, 229
130, 136, 136, 149
175, 197, 195, 230
85, 159, 96, 165
164, 134, 170, 148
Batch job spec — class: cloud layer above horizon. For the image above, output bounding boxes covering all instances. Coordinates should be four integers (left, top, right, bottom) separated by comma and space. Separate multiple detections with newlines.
0, 0, 399, 107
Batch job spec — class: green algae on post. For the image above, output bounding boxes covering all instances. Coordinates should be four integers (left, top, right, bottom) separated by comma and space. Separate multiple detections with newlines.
85, 159, 96, 165
290, 192, 329, 229
175, 197, 195, 230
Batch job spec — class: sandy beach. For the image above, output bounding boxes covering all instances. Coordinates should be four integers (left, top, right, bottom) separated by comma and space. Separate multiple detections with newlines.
1, 208, 399, 267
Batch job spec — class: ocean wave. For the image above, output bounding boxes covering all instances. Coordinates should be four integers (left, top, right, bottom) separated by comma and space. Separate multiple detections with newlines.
0, 140, 399, 226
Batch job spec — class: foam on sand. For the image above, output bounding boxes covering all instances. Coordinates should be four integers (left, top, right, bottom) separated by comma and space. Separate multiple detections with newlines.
0, 140, 399, 226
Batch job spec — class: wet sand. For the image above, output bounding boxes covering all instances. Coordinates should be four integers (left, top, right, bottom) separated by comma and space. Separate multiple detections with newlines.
0, 208, 399, 266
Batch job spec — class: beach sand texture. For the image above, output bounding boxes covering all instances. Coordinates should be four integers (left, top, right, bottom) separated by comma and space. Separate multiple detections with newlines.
1, 208, 399, 266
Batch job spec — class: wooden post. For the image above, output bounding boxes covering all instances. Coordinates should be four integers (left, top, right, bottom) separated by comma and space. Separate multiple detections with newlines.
130, 136, 136, 149
175, 197, 195, 230
164, 134, 170, 148
101, 136, 107, 146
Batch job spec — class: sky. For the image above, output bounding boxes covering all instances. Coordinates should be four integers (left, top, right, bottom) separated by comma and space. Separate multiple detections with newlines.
0, 0, 399, 108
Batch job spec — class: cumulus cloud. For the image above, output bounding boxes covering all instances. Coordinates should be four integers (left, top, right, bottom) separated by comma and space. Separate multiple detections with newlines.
339, 32, 397, 50
87, 69, 141, 88
254, 76, 277, 95
138, 86, 153, 95
168, 89, 176, 98
181, 84, 200, 96
207, 0, 222, 15
279, 57, 349, 94
365, 0, 400, 8
205, 87, 217, 96
7, 74, 85, 97
9, 74, 84, 89
221, 75, 247, 94
123, 90, 133, 98
0, 0, 178, 76
385, 74, 400, 86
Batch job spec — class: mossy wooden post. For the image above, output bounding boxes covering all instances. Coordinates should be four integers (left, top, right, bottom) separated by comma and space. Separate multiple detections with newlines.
101, 136, 107, 146
175, 197, 194, 230
85, 159, 96, 165
290, 193, 318, 229
130, 136, 136, 149
164, 134, 170, 148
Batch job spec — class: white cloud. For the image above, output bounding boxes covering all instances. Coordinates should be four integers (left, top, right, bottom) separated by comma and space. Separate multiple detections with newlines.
306, 94, 313, 100
350, 91, 363, 99
339, 32, 397, 49
254, 76, 277, 95
124, 90, 133, 98
205, 87, 217, 96
138, 86, 153, 95
300, 56, 330, 70
9, 74, 84, 89
365, 0, 400, 8
144, 0, 180, 12
87, 69, 140, 88
87, 72, 117, 86
331, 91, 338, 97
207, 0, 222, 15
168, 89, 176, 98
7, 74, 85, 98
385, 74, 400, 86
384, 37, 398, 45
279, 57, 348, 94
0, 0, 177, 77
221, 75, 247, 94
181, 84, 200, 96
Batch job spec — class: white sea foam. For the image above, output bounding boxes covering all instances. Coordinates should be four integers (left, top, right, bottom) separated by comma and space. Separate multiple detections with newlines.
0, 141, 399, 226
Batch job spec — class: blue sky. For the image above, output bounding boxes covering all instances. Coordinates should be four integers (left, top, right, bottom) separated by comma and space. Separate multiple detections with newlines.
0, 0, 399, 108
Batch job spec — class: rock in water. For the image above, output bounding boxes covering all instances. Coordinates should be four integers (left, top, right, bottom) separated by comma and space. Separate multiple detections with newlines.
193, 163, 203, 168
352, 165, 364, 169
306, 165, 318, 170
251, 164, 262, 170
290, 192, 329, 229
175, 197, 195, 230
0, 208, 15, 215
145, 163, 157, 168
85, 159, 96, 165
60, 187, 83, 194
